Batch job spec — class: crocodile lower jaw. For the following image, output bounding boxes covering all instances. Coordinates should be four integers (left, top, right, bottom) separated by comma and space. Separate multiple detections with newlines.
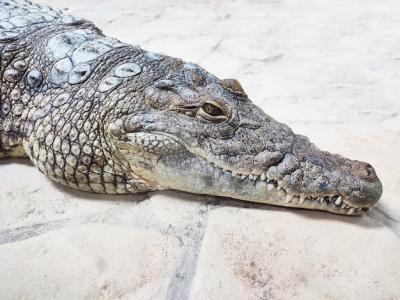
209, 162, 367, 216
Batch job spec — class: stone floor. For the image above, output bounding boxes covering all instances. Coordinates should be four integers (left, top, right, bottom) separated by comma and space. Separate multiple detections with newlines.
1, 0, 400, 299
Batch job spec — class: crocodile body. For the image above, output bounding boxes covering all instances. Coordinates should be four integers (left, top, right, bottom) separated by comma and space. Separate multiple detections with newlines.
0, 0, 382, 215
0, 0, 166, 193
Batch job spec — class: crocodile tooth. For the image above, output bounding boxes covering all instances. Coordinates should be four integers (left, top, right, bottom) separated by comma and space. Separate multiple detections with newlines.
319, 197, 324, 203
299, 195, 305, 204
334, 196, 342, 206
232, 171, 237, 177
260, 173, 267, 181
341, 203, 346, 209
249, 174, 255, 180
267, 184, 274, 191
348, 208, 355, 214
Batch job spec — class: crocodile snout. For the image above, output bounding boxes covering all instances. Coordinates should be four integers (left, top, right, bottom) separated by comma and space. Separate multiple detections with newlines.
339, 161, 383, 209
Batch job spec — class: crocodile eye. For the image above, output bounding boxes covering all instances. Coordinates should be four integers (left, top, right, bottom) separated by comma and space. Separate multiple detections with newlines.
202, 103, 224, 116
198, 102, 228, 123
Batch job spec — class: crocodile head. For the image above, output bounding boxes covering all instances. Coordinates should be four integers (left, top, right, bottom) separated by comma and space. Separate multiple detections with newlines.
109, 61, 382, 215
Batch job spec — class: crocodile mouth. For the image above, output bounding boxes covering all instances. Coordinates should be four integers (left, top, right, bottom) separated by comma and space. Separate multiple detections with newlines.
114, 131, 371, 216
206, 161, 368, 216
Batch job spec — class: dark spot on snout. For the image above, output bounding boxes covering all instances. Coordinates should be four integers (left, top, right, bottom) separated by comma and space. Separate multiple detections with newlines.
317, 176, 332, 192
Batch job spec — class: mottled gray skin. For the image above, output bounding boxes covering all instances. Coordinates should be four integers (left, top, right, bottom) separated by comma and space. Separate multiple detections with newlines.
0, 0, 382, 215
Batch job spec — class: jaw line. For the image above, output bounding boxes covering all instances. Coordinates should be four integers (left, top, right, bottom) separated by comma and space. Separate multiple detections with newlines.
201, 159, 367, 216
121, 131, 367, 216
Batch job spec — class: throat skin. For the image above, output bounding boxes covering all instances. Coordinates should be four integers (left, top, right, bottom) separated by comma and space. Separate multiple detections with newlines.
0, 0, 382, 216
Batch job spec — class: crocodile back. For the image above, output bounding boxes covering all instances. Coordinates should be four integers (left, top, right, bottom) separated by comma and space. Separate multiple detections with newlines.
0, 0, 173, 192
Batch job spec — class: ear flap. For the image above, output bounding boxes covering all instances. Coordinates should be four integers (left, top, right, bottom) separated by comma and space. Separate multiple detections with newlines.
221, 78, 247, 97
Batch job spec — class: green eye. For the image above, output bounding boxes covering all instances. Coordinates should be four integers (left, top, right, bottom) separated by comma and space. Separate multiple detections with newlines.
202, 103, 224, 117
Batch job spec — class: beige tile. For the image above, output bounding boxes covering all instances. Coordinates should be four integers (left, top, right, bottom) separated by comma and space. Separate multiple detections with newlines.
1, 0, 400, 299
190, 207, 400, 300
0, 224, 182, 299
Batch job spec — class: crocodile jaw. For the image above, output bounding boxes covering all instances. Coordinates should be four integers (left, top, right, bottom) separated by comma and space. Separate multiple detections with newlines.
113, 132, 382, 216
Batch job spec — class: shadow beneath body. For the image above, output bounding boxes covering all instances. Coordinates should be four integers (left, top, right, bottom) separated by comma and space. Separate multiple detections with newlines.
0, 157, 32, 166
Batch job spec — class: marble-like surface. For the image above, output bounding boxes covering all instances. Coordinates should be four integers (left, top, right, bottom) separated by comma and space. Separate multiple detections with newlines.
1, 0, 400, 299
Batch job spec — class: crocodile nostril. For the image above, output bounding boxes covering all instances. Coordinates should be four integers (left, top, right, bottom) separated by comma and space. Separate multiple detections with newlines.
366, 166, 372, 177
361, 163, 376, 180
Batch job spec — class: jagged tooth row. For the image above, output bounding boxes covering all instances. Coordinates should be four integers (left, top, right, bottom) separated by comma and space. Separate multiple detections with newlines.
214, 163, 268, 182
226, 168, 274, 184
212, 163, 364, 214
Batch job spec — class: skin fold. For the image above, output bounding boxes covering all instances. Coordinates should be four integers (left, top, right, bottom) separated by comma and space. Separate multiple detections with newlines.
0, 0, 382, 215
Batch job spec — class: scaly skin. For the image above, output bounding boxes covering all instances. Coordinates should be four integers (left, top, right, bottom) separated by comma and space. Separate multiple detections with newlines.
0, 0, 382, 215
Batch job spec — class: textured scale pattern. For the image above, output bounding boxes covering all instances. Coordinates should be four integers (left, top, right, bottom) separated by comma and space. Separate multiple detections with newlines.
0, 0, 172, 193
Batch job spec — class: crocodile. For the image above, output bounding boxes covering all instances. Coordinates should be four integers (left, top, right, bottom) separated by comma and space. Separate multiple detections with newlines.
0, 0, 382, 215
